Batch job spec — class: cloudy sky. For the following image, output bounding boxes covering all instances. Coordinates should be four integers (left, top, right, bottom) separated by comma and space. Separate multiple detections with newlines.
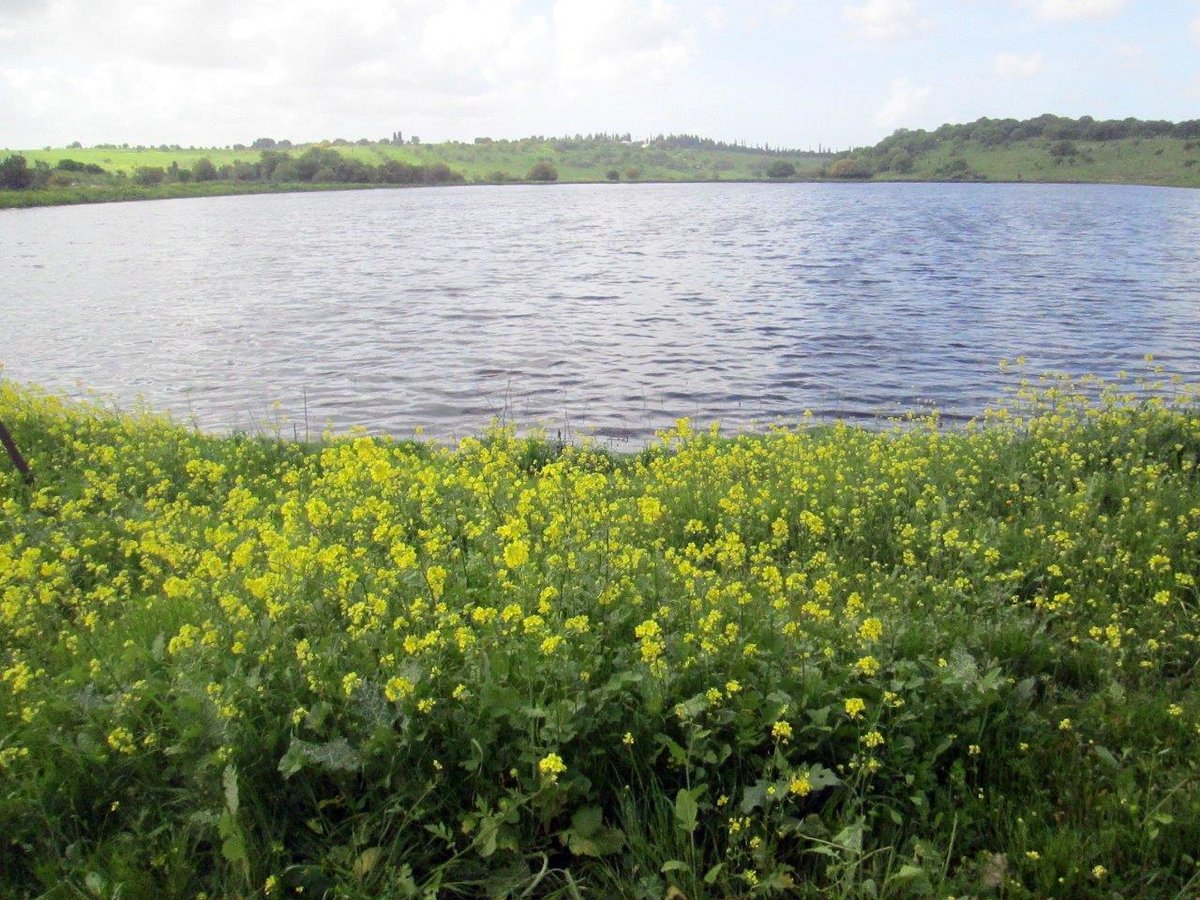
2, 0, 1198, 150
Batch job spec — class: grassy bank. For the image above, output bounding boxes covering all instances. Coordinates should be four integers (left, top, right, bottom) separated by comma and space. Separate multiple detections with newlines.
2, 375, 1199, 898
0, 180, 384, 210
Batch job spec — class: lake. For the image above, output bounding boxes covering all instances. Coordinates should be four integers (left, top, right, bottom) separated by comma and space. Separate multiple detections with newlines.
3, 182, 1199, 443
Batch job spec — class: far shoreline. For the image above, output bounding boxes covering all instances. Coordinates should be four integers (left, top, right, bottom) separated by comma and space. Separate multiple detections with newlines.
3, 173, 1196, 211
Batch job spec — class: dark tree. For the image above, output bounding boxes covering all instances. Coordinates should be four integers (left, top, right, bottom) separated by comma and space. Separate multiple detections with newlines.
192, 158, 219, 181
527, 161, 558, 182
0, 155, 34, 189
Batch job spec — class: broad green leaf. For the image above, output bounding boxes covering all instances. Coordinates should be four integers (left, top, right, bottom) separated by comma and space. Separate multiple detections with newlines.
570, 805, 603, 837
674, 787, 700, 834
218, 809, 247, 866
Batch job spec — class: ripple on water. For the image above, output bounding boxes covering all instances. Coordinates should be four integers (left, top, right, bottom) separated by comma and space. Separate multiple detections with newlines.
2, 182, 1200, 441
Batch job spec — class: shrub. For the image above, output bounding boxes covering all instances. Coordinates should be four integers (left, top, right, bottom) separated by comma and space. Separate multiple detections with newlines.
0, 154, 34, 190
932, 157, 982, 180
191, 158, 219, 182
1048, 140, 1078, 159
765, 160, 796, 179
527, 161, 559, 182
826, 157, 873, 178
377, 160, 423, 184
605, 169, 620, 181
424, 162, 460, 184
132, 166, 165, 186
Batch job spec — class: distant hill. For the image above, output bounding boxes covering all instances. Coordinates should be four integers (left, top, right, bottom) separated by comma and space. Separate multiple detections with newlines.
827, 114, 1200, 187
4, 117, 1200, 208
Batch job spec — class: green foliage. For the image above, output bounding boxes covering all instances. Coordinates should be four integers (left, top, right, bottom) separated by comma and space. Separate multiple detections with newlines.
1, 372, 1199, 897
932, 157, 982, 180
191, 157, 218, 182
766, 160, 797, 179
886, 148, 914, 173
826, 157, 873, 178
0, 154, 34, 189
859, 114, 1200, 187
132, 166, 165, 186
527, 160, 559, 182
55, 158, 105, 174
1048, 140, 1078, 159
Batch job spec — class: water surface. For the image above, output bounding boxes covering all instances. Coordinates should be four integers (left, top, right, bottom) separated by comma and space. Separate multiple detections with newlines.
3, 182, 1199, 442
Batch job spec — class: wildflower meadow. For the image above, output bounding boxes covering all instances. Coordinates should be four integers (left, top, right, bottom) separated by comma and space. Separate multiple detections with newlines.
1, 372, 1198, 898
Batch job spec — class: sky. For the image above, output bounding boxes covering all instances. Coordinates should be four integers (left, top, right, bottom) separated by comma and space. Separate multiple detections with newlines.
1, 0, 1198, 151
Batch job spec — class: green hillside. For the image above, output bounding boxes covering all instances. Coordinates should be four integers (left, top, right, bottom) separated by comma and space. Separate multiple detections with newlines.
835, 114, 1200, 187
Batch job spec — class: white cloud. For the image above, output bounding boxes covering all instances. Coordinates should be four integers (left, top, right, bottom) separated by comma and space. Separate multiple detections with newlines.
1191, 14, 1200, 45
1017, 0, 1128, 23
703, 4, 726, 28
552, 0, 693, 86
420, 0, 547, 82
0, 0, 696, 146
874, 77, 931, 129
844, 0, 925, 41
992, 52, 1044, 78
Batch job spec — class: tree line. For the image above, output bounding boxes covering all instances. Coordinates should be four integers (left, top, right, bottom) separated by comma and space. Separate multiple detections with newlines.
0, 155, 105, 190
0, 148, 466, 192
868, 114, 1200, 165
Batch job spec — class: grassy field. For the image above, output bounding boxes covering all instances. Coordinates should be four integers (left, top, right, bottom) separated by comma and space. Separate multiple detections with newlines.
2, 371, 1198, 897
11, 139, 828, 184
